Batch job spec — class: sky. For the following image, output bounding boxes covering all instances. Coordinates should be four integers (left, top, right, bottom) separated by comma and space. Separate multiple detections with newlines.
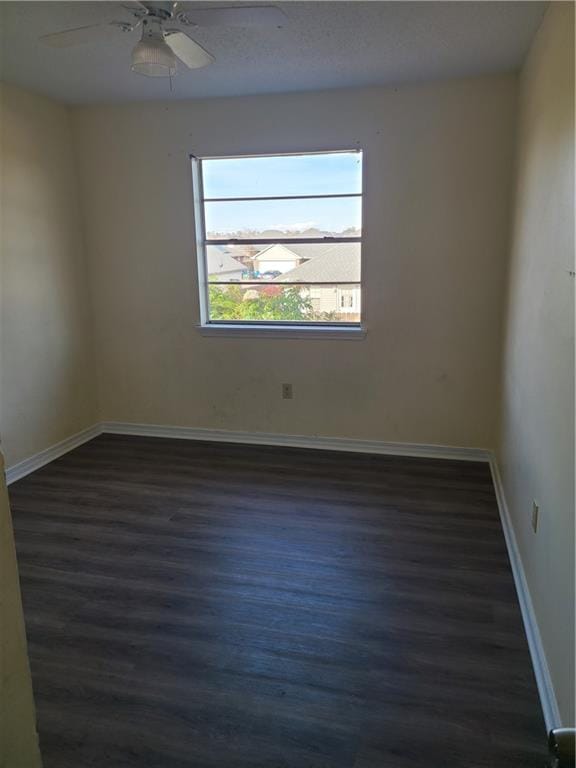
201, 151, 362, 235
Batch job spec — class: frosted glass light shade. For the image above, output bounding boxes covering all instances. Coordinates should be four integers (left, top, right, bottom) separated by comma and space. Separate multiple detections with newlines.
131, 37, 177, 77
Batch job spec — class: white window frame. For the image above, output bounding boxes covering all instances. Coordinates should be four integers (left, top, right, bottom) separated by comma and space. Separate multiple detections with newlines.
191, 150, 366, 339
337, 286, 360, 313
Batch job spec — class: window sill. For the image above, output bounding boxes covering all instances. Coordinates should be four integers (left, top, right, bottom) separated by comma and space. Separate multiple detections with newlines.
197, 324, 367, 340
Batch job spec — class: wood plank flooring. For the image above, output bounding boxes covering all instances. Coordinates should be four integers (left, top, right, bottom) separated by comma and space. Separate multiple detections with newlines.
9, 434, 547, 767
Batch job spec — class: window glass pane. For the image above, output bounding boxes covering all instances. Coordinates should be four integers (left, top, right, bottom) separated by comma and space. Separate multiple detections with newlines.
204, 197, 361, 240
206, 243, 361, 284
208, 283, 361, 324
202, 151, 362, 199
197, 151, 364, 326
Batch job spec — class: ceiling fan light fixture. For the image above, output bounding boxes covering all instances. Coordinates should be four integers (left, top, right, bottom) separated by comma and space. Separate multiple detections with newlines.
131, 35, 177, 77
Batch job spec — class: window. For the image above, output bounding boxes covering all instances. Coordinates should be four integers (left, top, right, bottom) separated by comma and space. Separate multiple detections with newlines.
341, 294, 354, 308
192, 150, 363, 332
338, 289, 358, 310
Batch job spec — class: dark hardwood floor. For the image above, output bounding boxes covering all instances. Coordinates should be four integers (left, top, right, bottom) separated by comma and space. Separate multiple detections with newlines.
9, 434, 546, 767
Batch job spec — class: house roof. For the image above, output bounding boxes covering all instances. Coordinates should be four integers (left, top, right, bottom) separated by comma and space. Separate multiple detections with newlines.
206, 246, 245, 276
277, 243, 342, 261
278, 243, 361, 283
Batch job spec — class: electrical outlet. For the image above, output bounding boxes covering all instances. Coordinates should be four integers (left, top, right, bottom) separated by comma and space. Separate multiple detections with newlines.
531, 500, 539, 533
281, 383, 293, 400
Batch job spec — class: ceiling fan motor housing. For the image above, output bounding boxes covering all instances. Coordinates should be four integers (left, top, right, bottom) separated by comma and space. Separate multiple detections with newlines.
140, 2, 176, 22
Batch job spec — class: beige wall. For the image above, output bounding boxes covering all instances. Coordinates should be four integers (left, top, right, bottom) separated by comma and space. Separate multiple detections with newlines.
0, 83, 42, 768
498, 2, 575, 725
72, 74, 516, 448
0, 453, 41, 767
0, 84, 98, 467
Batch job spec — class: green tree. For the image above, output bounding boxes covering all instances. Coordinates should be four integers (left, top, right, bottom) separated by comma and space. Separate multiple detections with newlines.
209, 284, 314, 321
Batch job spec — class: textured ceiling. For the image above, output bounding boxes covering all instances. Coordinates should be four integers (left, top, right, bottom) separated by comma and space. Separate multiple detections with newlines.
0, 1, 547, 104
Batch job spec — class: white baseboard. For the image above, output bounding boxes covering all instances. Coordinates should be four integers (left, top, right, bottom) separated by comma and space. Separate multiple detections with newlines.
4, 419, 557, 731
489, 457, 561, 732
5, 424, 103, 485
100, 421, 491, 463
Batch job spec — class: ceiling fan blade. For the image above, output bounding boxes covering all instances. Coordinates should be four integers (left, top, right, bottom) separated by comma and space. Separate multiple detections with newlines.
39, 24, 115, 48
177, 5, 286, 27
165, 30, 214, 69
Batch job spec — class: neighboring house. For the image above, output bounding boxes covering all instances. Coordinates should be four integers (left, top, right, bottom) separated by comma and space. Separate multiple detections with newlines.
206, 246, 245, 281
251, 244, 306, 275
278, 243, 361, 321
222, 240, 361, 321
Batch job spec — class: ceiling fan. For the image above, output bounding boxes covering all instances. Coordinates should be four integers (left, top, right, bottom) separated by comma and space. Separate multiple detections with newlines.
39, 2, 286, 77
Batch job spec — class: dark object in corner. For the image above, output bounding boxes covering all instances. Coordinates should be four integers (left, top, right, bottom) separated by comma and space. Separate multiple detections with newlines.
548, 729, 575, 767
